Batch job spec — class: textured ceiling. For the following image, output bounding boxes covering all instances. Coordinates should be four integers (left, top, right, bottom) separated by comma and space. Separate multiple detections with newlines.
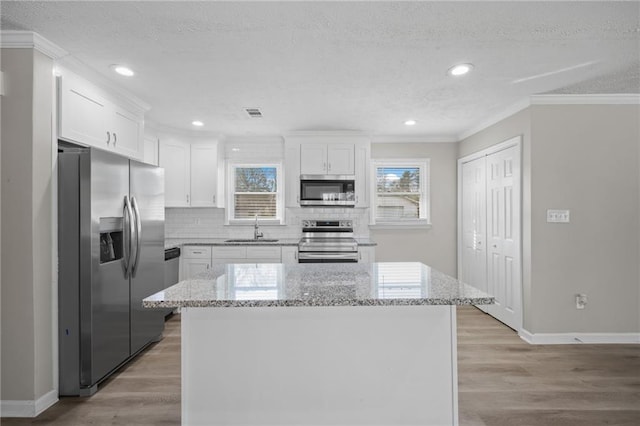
2, 1, 639, 139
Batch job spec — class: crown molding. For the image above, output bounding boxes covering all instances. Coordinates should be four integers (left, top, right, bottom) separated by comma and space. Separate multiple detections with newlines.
530, 93, 640, 105
370, 135, 457, 144
457, 93, 640, 141
0, 31, 68, 59
225, 135, 285, 145
56, 56, 151, 112
286, 130, 367, 137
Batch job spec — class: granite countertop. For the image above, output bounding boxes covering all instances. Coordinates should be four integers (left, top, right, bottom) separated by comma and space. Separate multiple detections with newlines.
143, 262, 493, 308
165, 238, 377, 249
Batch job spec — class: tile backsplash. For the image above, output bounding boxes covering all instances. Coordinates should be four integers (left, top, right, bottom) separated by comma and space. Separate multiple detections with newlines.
165, 207, 370, 240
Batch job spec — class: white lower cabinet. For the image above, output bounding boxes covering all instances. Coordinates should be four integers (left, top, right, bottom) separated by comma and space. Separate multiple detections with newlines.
180, 246, 212, 280
358, 246, 376, 263
281, 246, 299, 264
212, 246, 282, 264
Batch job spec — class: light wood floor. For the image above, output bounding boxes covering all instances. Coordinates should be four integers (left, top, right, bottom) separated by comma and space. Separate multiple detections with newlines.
3, 307, 639, 425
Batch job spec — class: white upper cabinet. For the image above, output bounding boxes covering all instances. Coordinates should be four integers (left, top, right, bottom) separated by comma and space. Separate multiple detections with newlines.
160, 138, 191, 207
58, 68, 145, 160
159, 139, 223, 208
143, 136, 159, 166
354, 143, 371, 208
284, 142, 301, 207
190, 143, 222, 207
300, 143, 354, 175
286, 135, 369, 209
326, 143, 355, 175
111, 106, 143, 159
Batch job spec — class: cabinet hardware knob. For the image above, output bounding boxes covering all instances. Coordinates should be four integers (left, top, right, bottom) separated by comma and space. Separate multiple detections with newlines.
213, 195, 216, 204
113, 132, 117, 146
328, 163, 331, 171
186, 194, 190, 203
106, 131, 111, 145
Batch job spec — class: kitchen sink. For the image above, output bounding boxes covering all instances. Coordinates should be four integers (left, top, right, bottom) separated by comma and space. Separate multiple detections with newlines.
224, 239, 279, 243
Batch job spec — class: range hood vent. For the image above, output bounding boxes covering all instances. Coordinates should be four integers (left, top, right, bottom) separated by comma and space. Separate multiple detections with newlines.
245, 108, 263, 118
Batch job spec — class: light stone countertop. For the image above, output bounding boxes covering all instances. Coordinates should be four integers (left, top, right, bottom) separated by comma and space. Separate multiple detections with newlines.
143, 262, 494, 308
165, 238, 377, 249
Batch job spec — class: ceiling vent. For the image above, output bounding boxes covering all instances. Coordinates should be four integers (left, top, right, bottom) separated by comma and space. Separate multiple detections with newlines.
245, 108, 263, 118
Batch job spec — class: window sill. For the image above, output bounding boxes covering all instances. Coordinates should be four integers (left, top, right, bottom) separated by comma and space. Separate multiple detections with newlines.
225, 219, 285, 226
369, 221, 432, 230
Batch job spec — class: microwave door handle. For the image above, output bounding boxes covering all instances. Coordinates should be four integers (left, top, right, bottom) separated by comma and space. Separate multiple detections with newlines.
130, 196, 142, 277
122, 196, 133, 278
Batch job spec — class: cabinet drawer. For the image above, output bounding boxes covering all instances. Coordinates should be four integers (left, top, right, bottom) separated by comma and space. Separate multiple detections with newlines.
246, 246, 281, 260
183, 246, 212, 259
213, 246, 247, 259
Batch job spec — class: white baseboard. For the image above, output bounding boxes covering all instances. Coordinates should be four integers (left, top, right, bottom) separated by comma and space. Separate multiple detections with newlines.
520, 329, 640, 345
1, 389, 58, 418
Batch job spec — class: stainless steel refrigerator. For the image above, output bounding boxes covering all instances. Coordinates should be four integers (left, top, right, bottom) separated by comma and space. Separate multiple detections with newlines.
58, 144, 165, 396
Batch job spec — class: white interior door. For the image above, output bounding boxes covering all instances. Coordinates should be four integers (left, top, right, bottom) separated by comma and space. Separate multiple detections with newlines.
459, 139, 521, 332
486, 145, 521, 330
460, 157, 488, 312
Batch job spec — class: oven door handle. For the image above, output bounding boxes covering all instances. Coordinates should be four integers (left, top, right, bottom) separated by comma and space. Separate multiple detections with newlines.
298, 252, 359, 260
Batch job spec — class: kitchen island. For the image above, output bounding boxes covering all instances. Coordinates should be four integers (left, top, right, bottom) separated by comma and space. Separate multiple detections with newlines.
144, 262, 493, 426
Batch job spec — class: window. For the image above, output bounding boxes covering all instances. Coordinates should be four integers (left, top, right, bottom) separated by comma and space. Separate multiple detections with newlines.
371, 159, 430, 226
227, 163, 283, 223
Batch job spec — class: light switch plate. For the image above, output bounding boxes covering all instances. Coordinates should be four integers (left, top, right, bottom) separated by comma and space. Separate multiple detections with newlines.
547, 209, 570, 223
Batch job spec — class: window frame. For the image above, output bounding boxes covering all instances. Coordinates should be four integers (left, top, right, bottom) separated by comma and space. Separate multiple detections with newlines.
226, 161, 284, 225
370, 158, 431, 227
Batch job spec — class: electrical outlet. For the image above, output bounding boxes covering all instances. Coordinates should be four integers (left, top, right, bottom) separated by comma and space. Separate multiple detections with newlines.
575, 294, 587, 309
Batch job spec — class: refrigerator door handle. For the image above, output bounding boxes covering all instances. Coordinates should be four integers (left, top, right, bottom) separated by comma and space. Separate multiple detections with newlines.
123, 195, 134, 278
131, 196, 142, 277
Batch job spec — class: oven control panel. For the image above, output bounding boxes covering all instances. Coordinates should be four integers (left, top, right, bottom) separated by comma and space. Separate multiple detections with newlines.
302, 220, 352, 229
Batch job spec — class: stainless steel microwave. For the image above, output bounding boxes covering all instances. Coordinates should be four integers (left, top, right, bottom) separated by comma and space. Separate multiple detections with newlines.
299, 175, 355, 207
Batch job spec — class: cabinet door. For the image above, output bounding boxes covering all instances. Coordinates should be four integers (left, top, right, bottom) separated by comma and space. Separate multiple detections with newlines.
58, 72, 109, 148
143, 137, 159, 166
190, 143, 219, 207
354, 143, 370, 207
111, 106, 143, 160
300, 143, 328, 175
212, 246, 247, 263
358, 247, 376, 263
284, 143, 301, 207
182, 259, 211, 280
159, 139, 191, 207
281, 246, 298, 264
327, 143, 354, 175
246, 246, 281, 261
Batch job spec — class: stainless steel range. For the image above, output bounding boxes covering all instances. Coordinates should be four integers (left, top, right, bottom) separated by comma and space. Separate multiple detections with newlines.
298, 220, 358, 263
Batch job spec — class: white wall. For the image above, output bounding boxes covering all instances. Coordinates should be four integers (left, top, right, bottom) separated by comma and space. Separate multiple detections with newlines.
370, 143, 458, 276
1, 48, 56, 409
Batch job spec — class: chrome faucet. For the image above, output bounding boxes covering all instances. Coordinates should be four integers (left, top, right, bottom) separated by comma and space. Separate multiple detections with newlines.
254, 214, 263, 240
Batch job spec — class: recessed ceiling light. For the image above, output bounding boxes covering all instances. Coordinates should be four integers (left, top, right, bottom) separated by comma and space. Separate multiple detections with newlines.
192, 120, 204, 127
111, 65, 135, 77
404, 120, 416, 126
448, 63, 473, 76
